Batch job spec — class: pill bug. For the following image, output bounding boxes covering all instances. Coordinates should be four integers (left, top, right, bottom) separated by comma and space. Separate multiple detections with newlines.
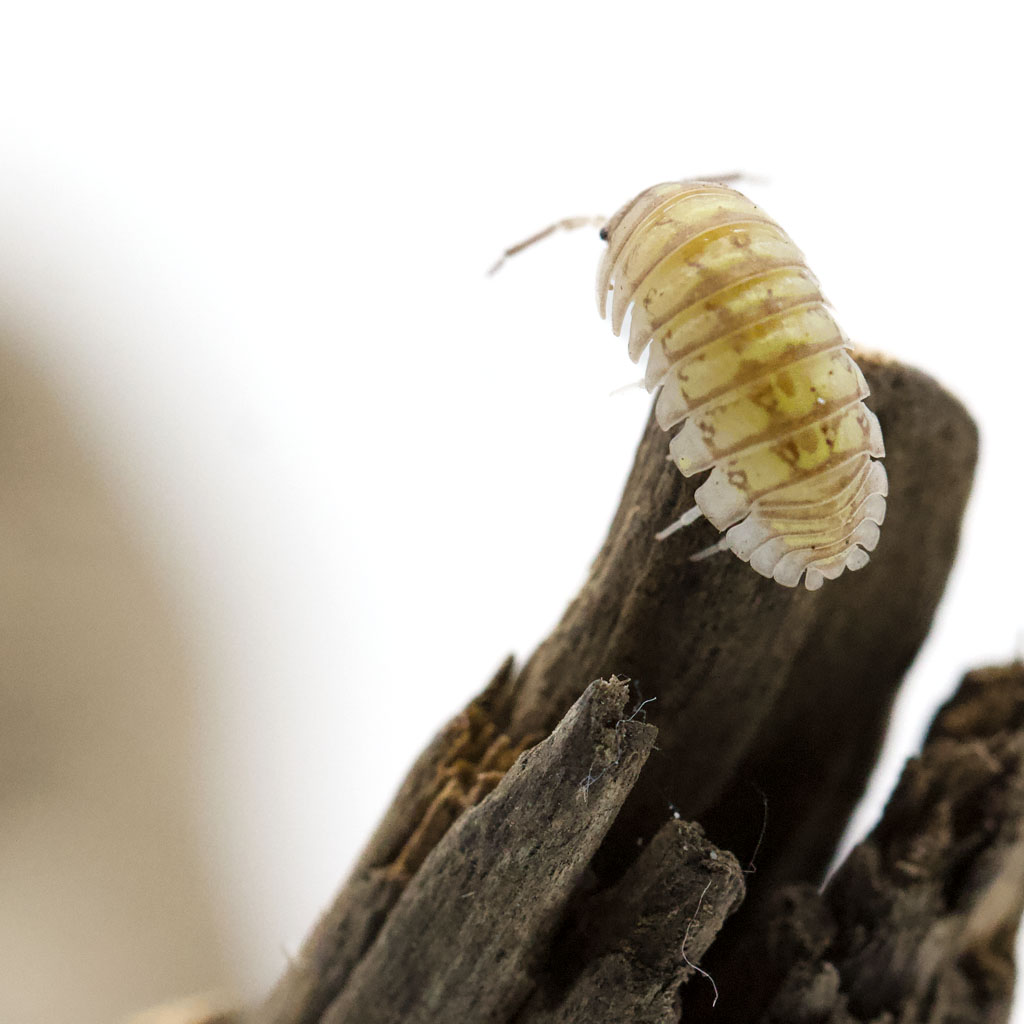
597, 181, 887, 591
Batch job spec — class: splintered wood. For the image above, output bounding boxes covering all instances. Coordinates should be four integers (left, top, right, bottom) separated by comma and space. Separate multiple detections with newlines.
253, 361, 1024, 1023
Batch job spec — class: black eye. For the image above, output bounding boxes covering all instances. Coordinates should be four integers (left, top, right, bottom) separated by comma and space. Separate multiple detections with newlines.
599, 227, 609, 241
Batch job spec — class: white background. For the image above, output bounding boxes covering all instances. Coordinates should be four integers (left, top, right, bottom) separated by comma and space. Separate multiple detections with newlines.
1, 1, 1022, 1019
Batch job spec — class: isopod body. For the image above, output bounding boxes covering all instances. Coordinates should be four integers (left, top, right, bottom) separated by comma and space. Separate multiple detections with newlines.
597, 182, 887, 591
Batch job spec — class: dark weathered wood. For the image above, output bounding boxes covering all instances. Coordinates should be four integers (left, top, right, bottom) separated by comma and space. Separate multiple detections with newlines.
513, 358, 978, 880
515, 819, 744, 1023
318, 679, 656, 1024
326, 360, 975, 899
686, 360, 981, 1016
347, 656, 521, 880
258, 658, 521, 1024
699, 359, 979, 892
826, 662, 1024, 1023
722, 663, 1024, 1024
254, 359, 995, 1024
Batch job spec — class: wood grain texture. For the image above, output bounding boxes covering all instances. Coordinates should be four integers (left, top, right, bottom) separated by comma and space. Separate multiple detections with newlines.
254, 358, 1006, 1024
515, 819, 744, 1023
754, 662, 1024, 1024
319, 679, 656, 1024
511, 356, 977, 881
258, 659, 521, 1024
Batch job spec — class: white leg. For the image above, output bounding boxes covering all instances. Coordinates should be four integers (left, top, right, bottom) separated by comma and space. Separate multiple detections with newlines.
690, 536, 731, 562
688, 170, 769, 187
654, 505, 703, 542
609, 378, 646, 397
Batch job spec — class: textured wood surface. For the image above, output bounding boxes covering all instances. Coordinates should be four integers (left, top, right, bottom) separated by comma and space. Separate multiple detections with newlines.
514, 818, 744, 1023
253, 359, 1024, 1024
752, 662, 1024, 1024
328, 680, 661, 1023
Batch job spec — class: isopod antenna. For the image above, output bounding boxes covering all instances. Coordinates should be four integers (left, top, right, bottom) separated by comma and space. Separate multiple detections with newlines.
487, 215, 607, 276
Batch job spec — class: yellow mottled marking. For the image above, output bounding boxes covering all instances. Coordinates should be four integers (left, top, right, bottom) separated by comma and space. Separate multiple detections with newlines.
598, 181, 887, 589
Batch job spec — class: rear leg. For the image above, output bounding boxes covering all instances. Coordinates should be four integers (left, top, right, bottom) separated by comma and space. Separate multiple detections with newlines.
654, 504, 704, 542
689, 536, 731, 562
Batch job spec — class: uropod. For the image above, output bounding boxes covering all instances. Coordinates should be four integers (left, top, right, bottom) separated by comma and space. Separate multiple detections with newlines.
494, 180, 887, 591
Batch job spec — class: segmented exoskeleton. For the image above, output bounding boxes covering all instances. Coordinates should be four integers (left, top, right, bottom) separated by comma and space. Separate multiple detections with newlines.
597, 182, 887, 590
